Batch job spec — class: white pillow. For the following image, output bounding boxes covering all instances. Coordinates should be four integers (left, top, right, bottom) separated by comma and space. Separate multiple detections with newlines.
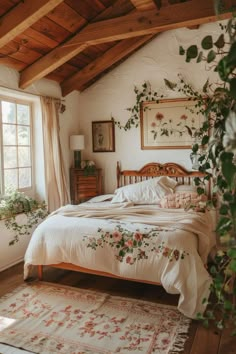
88, 194, 114, 203
111, 176, 177, 204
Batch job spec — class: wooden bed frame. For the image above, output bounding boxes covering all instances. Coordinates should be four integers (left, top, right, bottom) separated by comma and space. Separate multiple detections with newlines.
37, 161, 208, 281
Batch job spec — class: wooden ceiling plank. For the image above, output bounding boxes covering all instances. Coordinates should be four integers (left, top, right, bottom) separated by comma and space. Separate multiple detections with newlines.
19, 0, 233, 89
24, 28, 59, 48
61, 1, 232, 45
129, 0, 157, 10
61, 34, 155, 96
0, 0, 64, 49
47, 3, 87, 33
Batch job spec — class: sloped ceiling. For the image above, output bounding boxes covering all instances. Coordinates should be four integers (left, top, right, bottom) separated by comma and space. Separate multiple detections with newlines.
0, 0, 234, 96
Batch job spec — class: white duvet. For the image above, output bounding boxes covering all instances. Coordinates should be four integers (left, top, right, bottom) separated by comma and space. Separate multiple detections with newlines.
24, 201, 216, 319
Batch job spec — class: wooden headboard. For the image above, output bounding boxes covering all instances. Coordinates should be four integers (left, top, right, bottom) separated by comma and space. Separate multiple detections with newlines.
116, 161, 210, 197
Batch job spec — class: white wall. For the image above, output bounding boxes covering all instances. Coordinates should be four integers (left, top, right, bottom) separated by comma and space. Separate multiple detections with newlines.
78, 21, 222, 193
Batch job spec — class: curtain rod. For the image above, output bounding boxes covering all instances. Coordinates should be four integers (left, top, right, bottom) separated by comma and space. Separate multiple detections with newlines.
0, 84, 65, 101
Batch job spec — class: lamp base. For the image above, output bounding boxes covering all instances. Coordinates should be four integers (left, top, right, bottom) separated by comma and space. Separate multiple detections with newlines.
74, 150, 81, 169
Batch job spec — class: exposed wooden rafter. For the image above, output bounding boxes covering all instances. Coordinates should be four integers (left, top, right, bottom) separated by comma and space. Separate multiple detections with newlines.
61, 34, 156, 96
0, 0, 64, 49
19, 0, 233, 90
129, 0, 157, 10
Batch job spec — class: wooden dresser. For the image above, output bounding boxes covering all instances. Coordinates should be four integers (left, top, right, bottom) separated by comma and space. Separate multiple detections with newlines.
70, 168, 102, 204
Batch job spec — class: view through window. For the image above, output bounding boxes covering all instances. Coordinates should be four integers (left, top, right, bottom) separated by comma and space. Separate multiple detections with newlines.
0, 97, 32, 194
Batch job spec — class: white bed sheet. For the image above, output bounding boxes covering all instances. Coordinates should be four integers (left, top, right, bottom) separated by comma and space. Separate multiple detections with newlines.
24, 201, 216, 319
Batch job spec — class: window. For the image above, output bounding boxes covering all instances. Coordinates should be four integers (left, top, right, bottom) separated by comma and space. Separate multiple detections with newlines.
0, 97, 33, 194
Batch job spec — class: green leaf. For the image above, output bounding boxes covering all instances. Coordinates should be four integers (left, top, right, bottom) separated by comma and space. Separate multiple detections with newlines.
201, 135, 209, 145
219, 204, 229, 215
179, 46, 185, 55
186, 45, 198, 61
223, 192, 234, 202
197, 51, 203, 63
229, 78, 236, 99
223, 300, 233, 311
214, 34, 225, 49
203, 79, 209, 93
207, 50, 216, 63
201, 35, 213, 50
216, 57, 231, 81
164, 78, 177, 90
226, 41, 236, 67
197, 187, 205, 195
216, 217, 232, 233
221, 152, 236, 189
229, 259, 236, 272
227, 247, 236, 259
192, 143, 199, 153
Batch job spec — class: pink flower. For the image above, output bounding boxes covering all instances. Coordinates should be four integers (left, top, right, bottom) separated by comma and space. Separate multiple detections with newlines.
151, 122, 157, 127
126, 256, 134, 264
180, 114, 188, 120
163, 247, 170, 257
113, 231, 122, 242
155, 112, 164, 121
125, 239, 133, 247
134, 232, 143, 241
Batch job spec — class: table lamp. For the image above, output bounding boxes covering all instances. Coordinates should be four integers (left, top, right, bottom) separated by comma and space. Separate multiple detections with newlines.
70, 135, 85, 168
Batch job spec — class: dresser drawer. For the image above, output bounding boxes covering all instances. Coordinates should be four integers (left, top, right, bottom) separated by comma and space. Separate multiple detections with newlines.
70, 168, 102, 204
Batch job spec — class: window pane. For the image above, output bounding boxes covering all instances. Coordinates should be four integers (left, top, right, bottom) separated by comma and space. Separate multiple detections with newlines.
18, 125, 30, 145
2, 101, 16, 123
4, 169, 18, 189
19, 168, 31, 188
17, 104, 30, 125
2, 124, 16, 145
18, 147, 31, 167
4, 147, 17, 168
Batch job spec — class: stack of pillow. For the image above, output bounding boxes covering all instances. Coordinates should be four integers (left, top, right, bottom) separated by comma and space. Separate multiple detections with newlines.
160, 184, 207, 210
110, 177, 207, 210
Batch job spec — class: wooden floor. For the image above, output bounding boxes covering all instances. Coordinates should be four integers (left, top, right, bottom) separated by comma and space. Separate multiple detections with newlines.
0, 262, 235, 354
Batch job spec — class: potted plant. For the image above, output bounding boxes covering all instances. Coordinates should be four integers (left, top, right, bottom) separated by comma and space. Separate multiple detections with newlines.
0, 188, 48, 246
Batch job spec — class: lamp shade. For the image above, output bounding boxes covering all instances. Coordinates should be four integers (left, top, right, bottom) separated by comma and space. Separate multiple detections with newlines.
70, 135, 84, 151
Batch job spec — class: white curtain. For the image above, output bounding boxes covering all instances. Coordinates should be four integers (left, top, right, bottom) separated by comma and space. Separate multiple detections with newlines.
40, 96, 69, 212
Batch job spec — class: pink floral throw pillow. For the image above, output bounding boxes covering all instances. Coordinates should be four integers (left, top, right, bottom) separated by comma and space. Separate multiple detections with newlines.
160, 191, 207, 210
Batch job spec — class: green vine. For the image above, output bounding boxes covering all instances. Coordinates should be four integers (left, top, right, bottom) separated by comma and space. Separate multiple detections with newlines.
0, 188, 48, 246
179, 17, 236, 334
112, 81, 164, 131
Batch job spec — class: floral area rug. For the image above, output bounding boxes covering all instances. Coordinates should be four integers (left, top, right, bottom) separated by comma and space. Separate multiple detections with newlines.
0, 282, 191, 354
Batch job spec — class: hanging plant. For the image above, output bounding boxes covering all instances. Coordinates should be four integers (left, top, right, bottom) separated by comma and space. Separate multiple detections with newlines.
0, 188, 48, 246
178, 17, 236, 334
112, 81, 164, 130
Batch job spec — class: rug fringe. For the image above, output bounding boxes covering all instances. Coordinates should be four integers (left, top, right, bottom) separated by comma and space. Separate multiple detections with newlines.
168, 316, 191, 354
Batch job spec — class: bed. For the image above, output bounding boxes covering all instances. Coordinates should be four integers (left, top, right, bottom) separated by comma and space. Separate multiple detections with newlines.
24, 162, 216, 319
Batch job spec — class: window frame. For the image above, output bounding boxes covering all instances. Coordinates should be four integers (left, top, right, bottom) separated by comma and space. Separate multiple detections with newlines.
0, 95, 34, 197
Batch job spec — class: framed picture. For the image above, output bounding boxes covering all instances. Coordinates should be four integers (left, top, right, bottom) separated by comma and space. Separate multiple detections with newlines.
92, 120, 115, 152
140, 98, 205, 149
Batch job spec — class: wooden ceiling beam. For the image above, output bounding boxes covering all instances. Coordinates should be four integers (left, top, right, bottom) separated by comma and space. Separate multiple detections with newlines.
61, 34, 156, 96
0, 0, 64, 49
129, 0, 157, 10
19, 0, 233, 89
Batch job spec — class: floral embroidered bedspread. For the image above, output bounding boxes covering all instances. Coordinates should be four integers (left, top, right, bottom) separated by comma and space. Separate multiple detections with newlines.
24, 202, 215, 319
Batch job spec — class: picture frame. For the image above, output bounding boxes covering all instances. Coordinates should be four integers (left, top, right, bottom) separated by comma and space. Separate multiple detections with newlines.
140, 98, 205, 149
92, 120, 115, 152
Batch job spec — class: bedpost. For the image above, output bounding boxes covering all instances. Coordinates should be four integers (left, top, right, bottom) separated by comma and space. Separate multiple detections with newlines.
38, 265, 43, 280
117, 161, 121, 188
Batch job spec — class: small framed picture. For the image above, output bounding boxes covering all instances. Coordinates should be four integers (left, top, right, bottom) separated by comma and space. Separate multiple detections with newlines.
92, 120, 115, 152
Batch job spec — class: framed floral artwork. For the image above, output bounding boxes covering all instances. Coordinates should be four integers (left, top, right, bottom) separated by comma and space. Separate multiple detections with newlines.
140, 98, 205, 149
92, 120, 115, 152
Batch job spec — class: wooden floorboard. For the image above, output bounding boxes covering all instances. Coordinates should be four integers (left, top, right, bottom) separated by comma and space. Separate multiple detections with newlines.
0, 262, 235, 353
